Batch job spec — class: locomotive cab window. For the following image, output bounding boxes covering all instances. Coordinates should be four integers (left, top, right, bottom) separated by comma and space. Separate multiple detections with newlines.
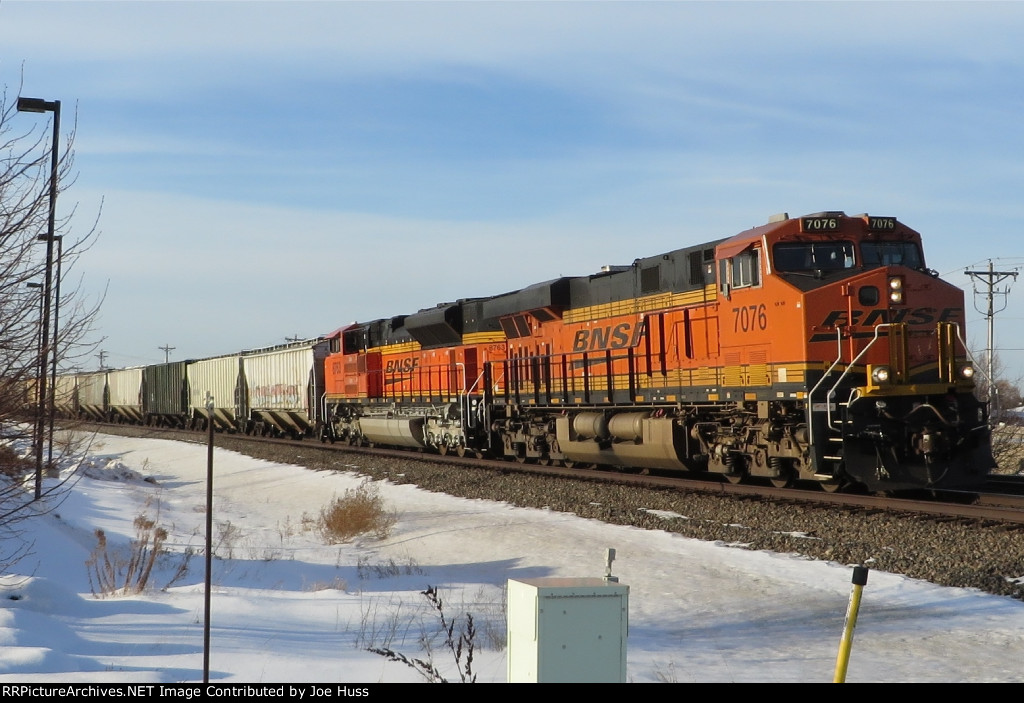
729, 249, 761, 288
719, 248, 761, 298
773, 241, 855, 272
860, 241, 923, 269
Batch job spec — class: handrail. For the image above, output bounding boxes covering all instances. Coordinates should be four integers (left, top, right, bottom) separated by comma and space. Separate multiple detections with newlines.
824, 323, 894, 432
805, 323, 894, 446
950, 322, 999, 417
805, 328, 845, 446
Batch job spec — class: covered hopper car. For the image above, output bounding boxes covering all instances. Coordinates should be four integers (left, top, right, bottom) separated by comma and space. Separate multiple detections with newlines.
55, 339, 327, 440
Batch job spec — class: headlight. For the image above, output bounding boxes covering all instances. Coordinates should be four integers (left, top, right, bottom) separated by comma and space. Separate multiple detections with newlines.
888, 276, 904, 304
959, 364, 975, 380
871, 366, 891, 384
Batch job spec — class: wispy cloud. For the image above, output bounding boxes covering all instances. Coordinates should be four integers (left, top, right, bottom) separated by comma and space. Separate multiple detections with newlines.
4, 1, 1024, 370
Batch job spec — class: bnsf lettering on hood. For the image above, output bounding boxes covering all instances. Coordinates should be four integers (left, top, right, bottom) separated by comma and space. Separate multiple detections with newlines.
572, 321, 645, 353
385, 358, 419, 374
819, 307, 962, 328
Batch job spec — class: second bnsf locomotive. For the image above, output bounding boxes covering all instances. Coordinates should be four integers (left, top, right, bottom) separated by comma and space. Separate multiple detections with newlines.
322, 211, 995, 492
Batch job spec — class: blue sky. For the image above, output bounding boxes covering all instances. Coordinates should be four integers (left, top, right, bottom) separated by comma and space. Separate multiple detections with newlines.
3, 1, 1024, 381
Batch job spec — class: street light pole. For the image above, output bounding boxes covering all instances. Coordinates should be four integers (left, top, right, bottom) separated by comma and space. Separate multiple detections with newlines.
17, 96, 61, 500
47, 235, 63, 472
26, 282, 43, 463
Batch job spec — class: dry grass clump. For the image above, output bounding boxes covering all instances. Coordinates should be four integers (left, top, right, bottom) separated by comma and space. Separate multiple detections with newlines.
317, 481, 396, 543
86, 514, 167, 596
85, 498, 191, 597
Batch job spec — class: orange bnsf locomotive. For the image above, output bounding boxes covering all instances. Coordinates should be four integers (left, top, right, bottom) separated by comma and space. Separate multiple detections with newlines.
321, 211, 995, 492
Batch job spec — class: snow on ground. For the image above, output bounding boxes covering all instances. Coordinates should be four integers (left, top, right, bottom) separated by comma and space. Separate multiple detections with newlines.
1, 430, 1023, 683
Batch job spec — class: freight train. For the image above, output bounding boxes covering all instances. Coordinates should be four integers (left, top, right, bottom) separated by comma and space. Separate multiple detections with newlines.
53, 211, 995, 493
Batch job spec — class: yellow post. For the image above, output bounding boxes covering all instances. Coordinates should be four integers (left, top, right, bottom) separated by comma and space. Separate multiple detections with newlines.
833, 565, 869, 683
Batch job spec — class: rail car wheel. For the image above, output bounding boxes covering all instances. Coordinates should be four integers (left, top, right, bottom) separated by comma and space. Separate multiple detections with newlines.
562, 460, 576, 468
724, 472, 744, 485
537, 457, 551, 466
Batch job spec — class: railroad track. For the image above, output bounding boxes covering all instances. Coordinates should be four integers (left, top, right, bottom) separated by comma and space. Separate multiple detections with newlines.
74, 421, 1024, 527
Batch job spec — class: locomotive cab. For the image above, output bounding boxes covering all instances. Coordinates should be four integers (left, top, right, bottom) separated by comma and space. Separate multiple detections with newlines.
713, 212, 994, 491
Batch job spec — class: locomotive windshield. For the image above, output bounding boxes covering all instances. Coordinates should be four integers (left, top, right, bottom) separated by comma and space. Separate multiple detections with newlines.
860, 241, 923, 268
773, 241, 855, 272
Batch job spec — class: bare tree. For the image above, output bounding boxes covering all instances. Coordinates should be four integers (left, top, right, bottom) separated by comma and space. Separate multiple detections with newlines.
0, 82, 102, 566
969, 347, 1024, 473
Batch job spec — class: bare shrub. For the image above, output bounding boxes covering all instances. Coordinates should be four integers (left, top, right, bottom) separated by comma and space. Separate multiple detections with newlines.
369, 585, 478, 683
0, 443, 32, 479
214, 519, 242, 559
992, 422, 1024, 474
465, 585, 506, 652
316, 481, 395, 544
355, 593, 420, 650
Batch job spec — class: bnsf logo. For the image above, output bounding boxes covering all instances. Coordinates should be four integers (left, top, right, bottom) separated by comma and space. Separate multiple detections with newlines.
572, 321, 645, 353
820, 307, 962, 327
385, 358, 419, 373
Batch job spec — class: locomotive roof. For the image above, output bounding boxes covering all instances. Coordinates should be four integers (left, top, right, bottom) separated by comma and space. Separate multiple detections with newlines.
715, 211, 924, 261
330, 211, 928, 342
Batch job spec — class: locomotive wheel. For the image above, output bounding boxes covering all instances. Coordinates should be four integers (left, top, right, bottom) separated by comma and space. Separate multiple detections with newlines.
437, 444, 448, 456
820, 478, 844, 493
769, 467, 794, 489
563, 460, 576, 468
456, 445, 467, 458
537, 457, 551, 466
724, 472, 744, 484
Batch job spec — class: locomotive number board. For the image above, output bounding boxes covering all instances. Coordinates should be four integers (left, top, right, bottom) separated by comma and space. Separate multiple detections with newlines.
866, 216, 898, 231
800, 215, 899, 233
800, 216, 840, 232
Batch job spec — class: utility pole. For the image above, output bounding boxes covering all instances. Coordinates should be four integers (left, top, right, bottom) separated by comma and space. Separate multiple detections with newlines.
159, 344, 175, 363
964, 261, 1019, 401
96, 350, 107, 370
